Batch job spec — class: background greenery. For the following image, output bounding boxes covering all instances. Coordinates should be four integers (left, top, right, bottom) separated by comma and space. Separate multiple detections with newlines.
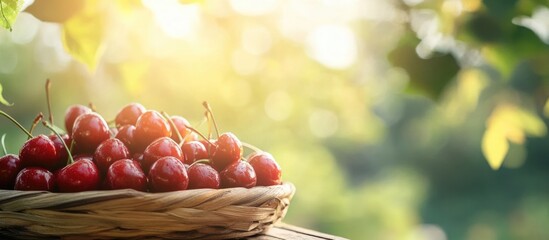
1, 0, 549, 239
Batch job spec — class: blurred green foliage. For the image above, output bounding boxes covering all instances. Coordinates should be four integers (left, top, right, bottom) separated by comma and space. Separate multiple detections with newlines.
1, 0, 549, 239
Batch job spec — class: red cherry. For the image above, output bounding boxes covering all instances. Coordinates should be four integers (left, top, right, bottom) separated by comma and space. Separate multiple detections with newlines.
49, 134, 70, 169
219, 161, 256, 188
187, 163, 220, 189
71, 113, 110, 153
134, 110, 172, 152
106, 159, 147, 191
142, 137, 183, 173
200, 139, 216, 156
148, 156, 188, 192
170, 116, 190, 143
64, 104, 92, 135
19, 135, 61, 170
211, 132, 242, 171
14, 167, 55, 191
93, 138, 130, 173
184, 132, 199, 143
115, 125, 136, 152
132, 153, 144, 167
0, 154, 22, 189
55, 158, 100, 192
115, 103, 146, 128
181, 141, 208, 164
248, 152, 281, 186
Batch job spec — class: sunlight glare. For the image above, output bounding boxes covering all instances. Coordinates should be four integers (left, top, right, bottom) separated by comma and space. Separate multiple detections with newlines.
306, 24, 357, 69
142, 0, 200, 39
230, 0, 279, 16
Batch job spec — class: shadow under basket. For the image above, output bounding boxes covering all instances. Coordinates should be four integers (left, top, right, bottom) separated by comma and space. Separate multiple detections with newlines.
0, 182, 296, 239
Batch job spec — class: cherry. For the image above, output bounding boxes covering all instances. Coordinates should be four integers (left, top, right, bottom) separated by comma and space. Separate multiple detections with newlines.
55, 157, 100, 192
73, 154, 93, 162
64, 104, 92, 135
19, 135, 61, 170
211, 132, 242, 171
93, 138, 130, 173
115, 125, 136, 152
142, 137, 183, 173
220, 161, 256, 188
181, 141, 208, 164
132, 153, 144, 166
187, 163, 220, 189
106, 159, 147, 191
184, 132, 199, 143
170, 116, 191, 143
115, 103, 146, 128
0, 154, 22, 189
71, 112, 110, 153
49, 134, 70, 169
148, 156, 188, 192
134, 110, 172, 152
200, 139, 216, 155
14, 167, 55, 191
248, 152, 281, 186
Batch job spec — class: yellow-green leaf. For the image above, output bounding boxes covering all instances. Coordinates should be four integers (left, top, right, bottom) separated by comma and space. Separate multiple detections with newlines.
482, 126, 508, 170
61, 8, 105, 70
518, 109, 546, 137
0, 0, 22, 31
483, 104, 547, 170
0, 83, 13, 106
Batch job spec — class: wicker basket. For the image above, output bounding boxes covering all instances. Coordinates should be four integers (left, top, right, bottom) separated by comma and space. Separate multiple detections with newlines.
0, 182, 295, 239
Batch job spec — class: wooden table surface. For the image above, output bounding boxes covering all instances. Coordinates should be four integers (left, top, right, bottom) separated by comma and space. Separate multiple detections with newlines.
248, 223, 348, 240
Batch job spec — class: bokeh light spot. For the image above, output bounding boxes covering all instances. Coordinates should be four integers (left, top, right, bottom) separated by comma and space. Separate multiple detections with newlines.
264, 90, 293, 121
307, 24, 357, 69
231, 49, 262, 76
10, 13, 40, 45
241, 25, 273, 55
230, 0, 279, 16
309, 109, 339, 138
143, 0, 201, 39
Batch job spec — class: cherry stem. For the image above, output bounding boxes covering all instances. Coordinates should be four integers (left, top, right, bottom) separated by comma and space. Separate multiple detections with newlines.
0, 110, 33, 139
45, 79, 54, 125
29, 112, 44, 135
204, 111, 212, 140
69, 138, 75, 153
42, 121, 74, 165
202, 101, 219, 138
106, 119, 116, 127
242, 142, 262, 153
195, 116, 207, 129
189, 159, 211, 167
1, 134, 7, 155
161, 112, 184, 146
89, 102, 96, 112
187, 126, 215, 147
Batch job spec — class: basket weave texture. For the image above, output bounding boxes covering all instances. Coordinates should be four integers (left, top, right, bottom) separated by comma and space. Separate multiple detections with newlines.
0, 182, 295, 239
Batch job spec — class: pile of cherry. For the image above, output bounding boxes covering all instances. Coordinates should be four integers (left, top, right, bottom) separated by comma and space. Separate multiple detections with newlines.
0, 102, 281, 192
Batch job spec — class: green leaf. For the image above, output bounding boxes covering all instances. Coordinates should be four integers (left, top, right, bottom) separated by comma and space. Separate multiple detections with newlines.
388, 33, 460, 100
0, 83, 13, 106
61, 8, 105, 71
0, 0, 22, 31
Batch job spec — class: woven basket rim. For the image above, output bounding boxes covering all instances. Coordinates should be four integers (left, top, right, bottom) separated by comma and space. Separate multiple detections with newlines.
0, 182, 296, 239
0, 181, 295, 197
